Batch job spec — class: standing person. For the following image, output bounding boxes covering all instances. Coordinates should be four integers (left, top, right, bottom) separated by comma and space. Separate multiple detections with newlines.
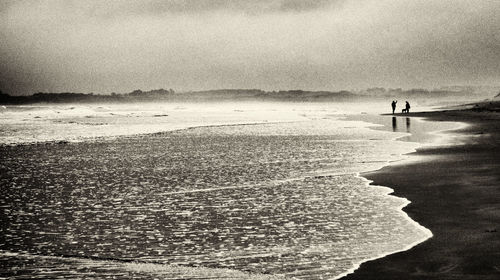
391, 100, 397, 114
405, 101, 411, 113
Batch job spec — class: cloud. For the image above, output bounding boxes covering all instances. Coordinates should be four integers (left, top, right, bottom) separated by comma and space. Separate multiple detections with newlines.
132, 0, 342, 14
0, 0, 499, 95
0, 0, 344, 17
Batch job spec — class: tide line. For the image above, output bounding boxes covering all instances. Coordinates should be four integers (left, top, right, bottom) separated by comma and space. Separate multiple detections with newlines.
0, 250, 286, 280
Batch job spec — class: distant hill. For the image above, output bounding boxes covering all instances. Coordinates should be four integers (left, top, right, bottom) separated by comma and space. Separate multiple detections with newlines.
178, 89, 363, 101
0, 89, 363, 104
1, 86, 498, 104
0, 92, 124, 104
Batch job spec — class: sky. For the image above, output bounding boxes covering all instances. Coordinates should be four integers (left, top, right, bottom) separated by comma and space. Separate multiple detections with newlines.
0, 0, 499, 95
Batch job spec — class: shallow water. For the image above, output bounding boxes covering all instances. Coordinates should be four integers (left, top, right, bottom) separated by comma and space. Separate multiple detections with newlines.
0, 103, 437, 279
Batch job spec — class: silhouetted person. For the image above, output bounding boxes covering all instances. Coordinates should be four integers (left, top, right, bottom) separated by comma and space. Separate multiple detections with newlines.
391, 100, 397, 114
392, 117, 397, 131
405, 101, 411, 113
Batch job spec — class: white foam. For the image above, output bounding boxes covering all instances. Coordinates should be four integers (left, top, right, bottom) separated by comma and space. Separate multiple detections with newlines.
0, 103, 467, 280
336, 115, 466, 279
0, 250, 286, 279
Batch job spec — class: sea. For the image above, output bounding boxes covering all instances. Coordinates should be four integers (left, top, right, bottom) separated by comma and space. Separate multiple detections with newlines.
0, 102, 459, 279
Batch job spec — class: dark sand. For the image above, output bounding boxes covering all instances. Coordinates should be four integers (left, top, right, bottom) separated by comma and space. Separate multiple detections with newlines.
343, 101, 500, 279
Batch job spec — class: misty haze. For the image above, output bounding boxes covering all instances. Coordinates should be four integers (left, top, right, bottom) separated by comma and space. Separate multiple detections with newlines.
1, 1, 500, 280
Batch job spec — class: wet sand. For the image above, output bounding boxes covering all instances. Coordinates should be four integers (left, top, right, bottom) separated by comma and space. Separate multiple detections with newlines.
343, 102, 500, 279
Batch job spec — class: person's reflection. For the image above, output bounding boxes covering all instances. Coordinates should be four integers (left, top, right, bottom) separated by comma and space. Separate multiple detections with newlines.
406, 117, 411, 132
392, 117, 397, 131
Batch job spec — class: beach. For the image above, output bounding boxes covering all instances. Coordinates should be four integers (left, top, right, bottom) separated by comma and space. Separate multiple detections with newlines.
2, 1, 499, 278
343, 103, 500, 279
1, 101, 499, 279
0, 102, 434, 279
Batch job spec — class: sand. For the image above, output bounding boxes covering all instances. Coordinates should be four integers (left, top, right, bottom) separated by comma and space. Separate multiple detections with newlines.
342, 102, 500, 279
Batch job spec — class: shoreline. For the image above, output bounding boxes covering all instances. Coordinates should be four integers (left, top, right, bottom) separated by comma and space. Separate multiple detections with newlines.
334, 113, 465, 280
342, 107, 500, 279
333, 175, 433, 280
2, 103, 498, 279
0, 109, 441, 279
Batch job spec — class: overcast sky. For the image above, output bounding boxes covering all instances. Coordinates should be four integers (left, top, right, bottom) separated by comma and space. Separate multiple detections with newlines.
1, 0, 499, 95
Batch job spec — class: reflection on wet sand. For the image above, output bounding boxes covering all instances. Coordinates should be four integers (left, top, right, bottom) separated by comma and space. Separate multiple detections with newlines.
391, 117, 410, 133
